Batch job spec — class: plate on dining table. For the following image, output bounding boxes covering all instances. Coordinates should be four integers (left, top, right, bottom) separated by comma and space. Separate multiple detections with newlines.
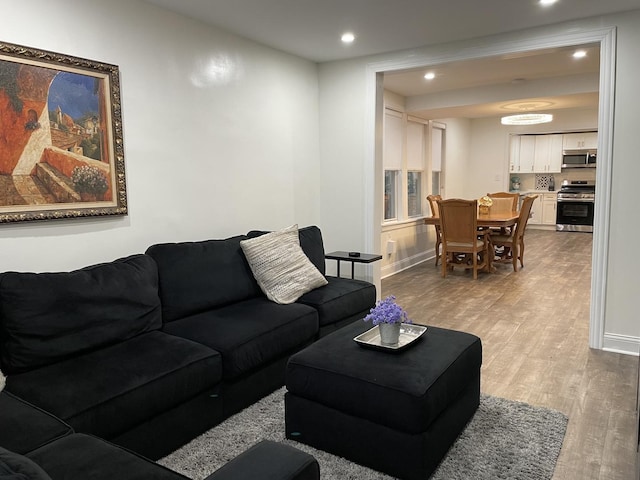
354, 323, 427, 352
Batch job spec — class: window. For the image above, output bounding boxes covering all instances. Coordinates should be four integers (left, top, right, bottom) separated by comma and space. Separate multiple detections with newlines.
383, 109, 429, 222
384, 170, 399, 220
407, 171, 422, 217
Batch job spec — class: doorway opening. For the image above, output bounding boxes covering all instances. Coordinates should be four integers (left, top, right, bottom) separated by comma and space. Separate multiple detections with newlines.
366, 27, 616, 350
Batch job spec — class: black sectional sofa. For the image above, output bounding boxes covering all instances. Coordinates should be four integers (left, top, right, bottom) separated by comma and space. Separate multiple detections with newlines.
0, 225, 376, 479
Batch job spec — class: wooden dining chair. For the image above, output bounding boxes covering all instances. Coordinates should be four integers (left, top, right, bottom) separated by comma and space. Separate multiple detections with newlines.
437, 198, 490, 280
426, 194, 442, 266
491, 194, 538, 272
487, 192, 519, 211
487, 192, 520, 234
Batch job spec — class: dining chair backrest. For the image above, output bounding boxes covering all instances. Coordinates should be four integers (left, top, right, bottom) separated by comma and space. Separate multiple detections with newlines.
489, 197, 516, 215
426, 194, 441, 217
513, 195, 538, 240
438, 198, 478, 244
488, 192, 519, 211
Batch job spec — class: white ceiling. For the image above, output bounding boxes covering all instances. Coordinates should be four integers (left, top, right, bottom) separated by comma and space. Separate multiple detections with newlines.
144, 0, 638, 62
144, 0, 638, 119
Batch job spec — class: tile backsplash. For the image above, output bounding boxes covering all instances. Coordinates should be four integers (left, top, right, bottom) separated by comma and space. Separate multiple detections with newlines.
516, 169, 596, 191
535, 174, 554, 190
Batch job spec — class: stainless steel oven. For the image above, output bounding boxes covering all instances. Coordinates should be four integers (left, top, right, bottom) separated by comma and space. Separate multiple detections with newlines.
556, 180, 595, 232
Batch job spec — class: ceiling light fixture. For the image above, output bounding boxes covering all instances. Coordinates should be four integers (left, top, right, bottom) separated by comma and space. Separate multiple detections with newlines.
341, 32, 355, 44
423, 72, 435, 80
501, 113, 553, 125
539, 0, 558, 6
573, 50, 587, 59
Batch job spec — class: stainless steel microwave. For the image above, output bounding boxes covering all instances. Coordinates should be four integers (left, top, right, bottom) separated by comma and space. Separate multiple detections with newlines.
562, 150, 596, 168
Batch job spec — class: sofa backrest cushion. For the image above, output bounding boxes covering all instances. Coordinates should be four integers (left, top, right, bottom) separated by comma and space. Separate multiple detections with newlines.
146, 236, 262, 322
0, 254, 162, 374
246, 225, 326, 276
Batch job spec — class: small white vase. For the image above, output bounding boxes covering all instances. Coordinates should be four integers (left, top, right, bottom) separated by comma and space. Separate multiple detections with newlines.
378, 322, 401, 346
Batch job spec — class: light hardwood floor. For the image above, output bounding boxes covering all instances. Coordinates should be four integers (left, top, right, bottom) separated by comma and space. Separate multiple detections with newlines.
381, 229, 638, 479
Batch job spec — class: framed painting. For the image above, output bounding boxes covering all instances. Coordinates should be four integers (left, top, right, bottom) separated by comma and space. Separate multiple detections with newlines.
0, 41, 127, 223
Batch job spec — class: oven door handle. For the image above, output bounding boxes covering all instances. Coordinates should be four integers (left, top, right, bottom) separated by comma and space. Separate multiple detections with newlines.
557, 198, 595, 203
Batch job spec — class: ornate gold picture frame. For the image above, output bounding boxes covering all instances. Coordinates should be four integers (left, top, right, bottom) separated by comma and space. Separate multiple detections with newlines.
0, 41, 127, 223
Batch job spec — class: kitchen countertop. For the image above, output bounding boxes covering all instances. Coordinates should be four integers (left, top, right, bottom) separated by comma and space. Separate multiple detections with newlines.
512, 190, 558, 195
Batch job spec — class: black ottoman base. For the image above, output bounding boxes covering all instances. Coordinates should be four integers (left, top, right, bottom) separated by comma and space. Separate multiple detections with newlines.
285, 373, 480, 480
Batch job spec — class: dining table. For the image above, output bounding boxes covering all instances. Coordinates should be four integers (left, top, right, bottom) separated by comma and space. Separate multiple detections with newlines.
423, 210, 519, 229
424, 210, 520, 272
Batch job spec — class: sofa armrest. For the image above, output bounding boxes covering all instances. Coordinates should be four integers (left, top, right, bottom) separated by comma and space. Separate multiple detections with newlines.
204, 440, 319, 480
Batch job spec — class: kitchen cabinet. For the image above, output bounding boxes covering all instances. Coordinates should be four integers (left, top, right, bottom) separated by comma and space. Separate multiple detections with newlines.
528, 193, 557, 226
510, 134, 561, 173
534, 134, 563, 173
542, 193, 557, 225
510, 135, 535, 173
563, 131, 598, 150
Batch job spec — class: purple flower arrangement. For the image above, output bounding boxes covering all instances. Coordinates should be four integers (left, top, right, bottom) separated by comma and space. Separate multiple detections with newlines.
364, 295, 411, 326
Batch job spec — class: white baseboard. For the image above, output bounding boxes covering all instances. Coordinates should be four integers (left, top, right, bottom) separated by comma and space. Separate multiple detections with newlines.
381, 250, 432, 279
603, 333, 640, 356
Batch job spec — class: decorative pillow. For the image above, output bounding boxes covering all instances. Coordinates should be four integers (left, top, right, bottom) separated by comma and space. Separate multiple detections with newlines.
240, 224, 327, 304
0, 370, 5, 392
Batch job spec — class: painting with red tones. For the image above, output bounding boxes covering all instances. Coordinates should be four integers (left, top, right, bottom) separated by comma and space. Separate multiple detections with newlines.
0, 41, 127, 223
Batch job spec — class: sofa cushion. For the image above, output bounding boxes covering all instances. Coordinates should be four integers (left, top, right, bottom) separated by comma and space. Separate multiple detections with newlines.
246, 225, 326, 276
0, 446, 52, 480
162, 298, 318, 380
0, 391, 73, 455
0, 254, 162, 374
297, 276, 376, 328
240, 225, 327, 304
5, 331, 222, 440
146, 236, 262, 322
27, 434, 189, 480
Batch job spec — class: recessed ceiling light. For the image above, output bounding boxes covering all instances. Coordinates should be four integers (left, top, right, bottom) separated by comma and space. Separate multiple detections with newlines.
423, 72, 435, 80
573, 50, 587, 59
539, 0, 557, 6
501, 113, 553, 125
341, 32, 355, 44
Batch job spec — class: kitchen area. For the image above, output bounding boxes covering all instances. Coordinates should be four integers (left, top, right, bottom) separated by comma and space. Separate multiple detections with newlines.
509, 130, 597, 233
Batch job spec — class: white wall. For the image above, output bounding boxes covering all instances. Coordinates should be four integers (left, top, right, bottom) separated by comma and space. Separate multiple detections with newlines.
0, 0, 320, 272
318, 10, 640, 354
435, 118, 472, 199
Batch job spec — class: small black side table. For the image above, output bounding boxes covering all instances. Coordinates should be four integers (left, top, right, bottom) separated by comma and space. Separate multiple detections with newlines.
324, 251, 382, 279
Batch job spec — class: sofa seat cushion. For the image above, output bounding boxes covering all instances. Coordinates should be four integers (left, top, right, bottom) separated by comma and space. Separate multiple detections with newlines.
5, 331, 221, 440
0, 254, 162, 374
297, 276, 376, 327
0, 446, 51, 480
146, 236, 262, 322
162, 298, 318, 380
0, 391, 72, 454
27, 434, 189, 480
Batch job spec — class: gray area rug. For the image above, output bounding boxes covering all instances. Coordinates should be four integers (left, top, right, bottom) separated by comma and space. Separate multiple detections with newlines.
159, 387, 568, 480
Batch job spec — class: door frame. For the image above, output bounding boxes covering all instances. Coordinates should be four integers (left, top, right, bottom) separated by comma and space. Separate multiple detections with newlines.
364, 26, 616, 350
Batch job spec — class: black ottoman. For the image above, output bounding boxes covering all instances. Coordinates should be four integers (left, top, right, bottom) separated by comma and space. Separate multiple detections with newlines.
285, 320, 482, 480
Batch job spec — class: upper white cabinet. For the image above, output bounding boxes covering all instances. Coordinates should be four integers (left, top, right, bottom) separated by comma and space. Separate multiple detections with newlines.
510, 134, 562, 173
534, 134, 563, 173
510, 135, 535, 173
562, 132, 598, 150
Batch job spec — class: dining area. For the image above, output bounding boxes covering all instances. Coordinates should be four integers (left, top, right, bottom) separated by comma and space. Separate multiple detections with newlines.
424, 192, 538, 279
